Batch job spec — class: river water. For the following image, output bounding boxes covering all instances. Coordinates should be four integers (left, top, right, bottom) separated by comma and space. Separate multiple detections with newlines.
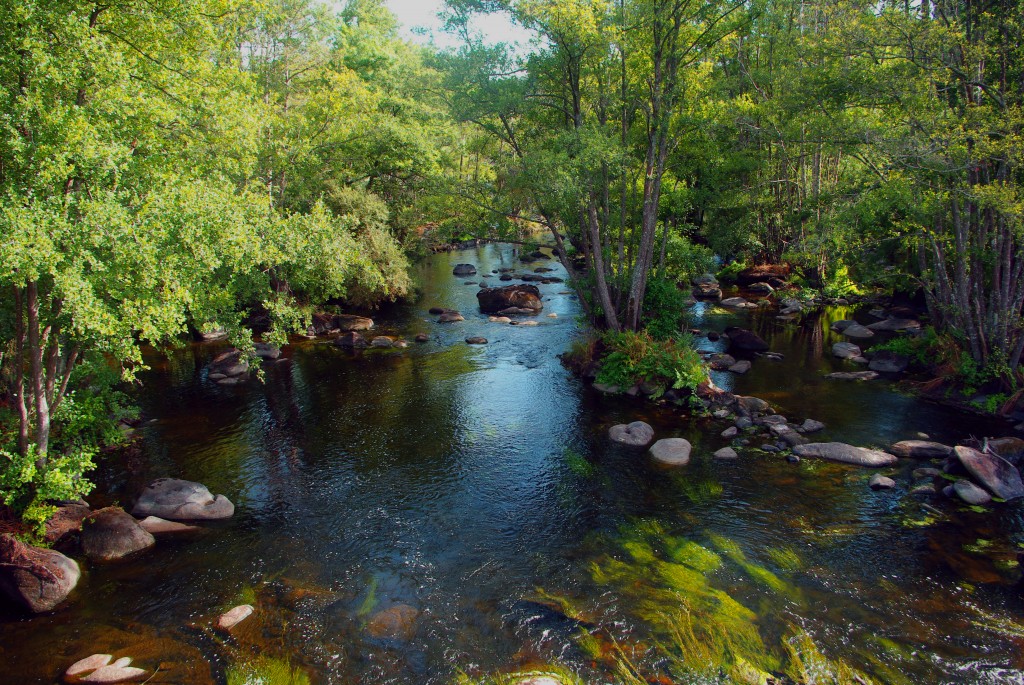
2, 244, 1024, 684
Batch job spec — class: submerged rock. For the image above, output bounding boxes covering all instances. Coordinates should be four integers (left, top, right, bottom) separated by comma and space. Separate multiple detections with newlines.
437, 310, 465, 323
366, 604, 419, 641
793, 442, 898, 467
65, 654, 147, 684
370, 336, 394, 348
0, 534, 80, 613
609, 421, 655, 447
954, 446, 1024, 500
216, 604, 254, 632
81, 508, 155, 562
649, 438, 692, 466
452, 263, 477, 276
465, 336, 488, 345
477, 285, 543, 314
335, 331, 367, 348
132, 479, 234, 521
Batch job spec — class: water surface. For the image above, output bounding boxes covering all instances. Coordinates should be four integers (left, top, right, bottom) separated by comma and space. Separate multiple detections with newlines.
2, 244, 1023, 684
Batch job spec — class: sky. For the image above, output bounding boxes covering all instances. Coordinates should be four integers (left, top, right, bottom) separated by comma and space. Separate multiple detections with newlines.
383, 0, 533, 50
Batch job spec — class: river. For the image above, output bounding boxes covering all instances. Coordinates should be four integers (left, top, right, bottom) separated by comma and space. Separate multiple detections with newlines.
2, 243, 1023, 684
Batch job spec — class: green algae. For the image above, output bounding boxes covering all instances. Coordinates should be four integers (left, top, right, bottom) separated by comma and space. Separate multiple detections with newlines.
225, 657, 311, 685
708, 533, 803, 603
783, 628, 879, 685
765, 546, 804, 573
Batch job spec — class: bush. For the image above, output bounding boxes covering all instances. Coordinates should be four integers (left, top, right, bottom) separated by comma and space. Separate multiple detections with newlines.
715, 260, 747, 284
595, 331, 705, 394
642, 276, 691, 340
662, 233, 715, 285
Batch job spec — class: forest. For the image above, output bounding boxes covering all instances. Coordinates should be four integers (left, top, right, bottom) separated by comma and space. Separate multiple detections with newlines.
0, 0, 1021, 545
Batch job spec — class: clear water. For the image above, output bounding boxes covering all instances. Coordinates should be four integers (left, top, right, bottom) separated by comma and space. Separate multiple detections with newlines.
2, 244, 1023, 684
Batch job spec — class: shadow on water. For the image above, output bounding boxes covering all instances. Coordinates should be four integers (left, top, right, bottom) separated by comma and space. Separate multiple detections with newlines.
2, 245, 1024, 684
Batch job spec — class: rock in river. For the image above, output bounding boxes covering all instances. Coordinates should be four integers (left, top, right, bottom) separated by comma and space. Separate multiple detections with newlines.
132, 478, 234, 520
335, 315, 374, 332
649, 438, 692, 465
954, 446, 1024, 500
367, 604, 419, 641
0, 534, 80, 613
842, 324, 875, 340
609, 421, 655, 447
335, 331, 368, 348
869, 474, 896, 490
452, 263, 477, 276
65, 654, 147, 684
477, 284, 543, 314
437, 310, 465, 323
724, 327, 769, 353
953, 479, 992, 505
826, 371, 879, 381
216, 604, 254, 632
714, 447, 738, 460
889, 440, 953, 459
793, 442, 898, 467
81, 507, 155, 562
465, 336, 488, 345
832, 342, 862, 359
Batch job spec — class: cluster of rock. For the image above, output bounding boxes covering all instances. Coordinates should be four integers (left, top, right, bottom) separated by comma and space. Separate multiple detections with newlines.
0, 479, 233, 618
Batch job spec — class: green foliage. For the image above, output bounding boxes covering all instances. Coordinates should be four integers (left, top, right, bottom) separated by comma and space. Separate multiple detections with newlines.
715, 261, 747, 284
595, 331, 705, 393
661, 234, 716, 286
641, 276, 690, 340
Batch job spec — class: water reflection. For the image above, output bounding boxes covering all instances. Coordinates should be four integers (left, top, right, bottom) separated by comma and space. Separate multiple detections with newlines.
1, 245, 1023, 684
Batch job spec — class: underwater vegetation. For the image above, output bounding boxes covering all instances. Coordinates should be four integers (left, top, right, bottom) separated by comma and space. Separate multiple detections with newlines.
225, 657, 311, 685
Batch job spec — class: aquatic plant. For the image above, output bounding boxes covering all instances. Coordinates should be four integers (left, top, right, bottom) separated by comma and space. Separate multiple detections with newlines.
562, 448, 596, 478
783, 627, 878, 685
453, 664, 585, 685
225, 657, 311, 685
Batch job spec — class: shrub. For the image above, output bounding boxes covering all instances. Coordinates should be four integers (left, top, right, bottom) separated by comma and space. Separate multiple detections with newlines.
595, 331, 705, 394
642, 276, 691, 340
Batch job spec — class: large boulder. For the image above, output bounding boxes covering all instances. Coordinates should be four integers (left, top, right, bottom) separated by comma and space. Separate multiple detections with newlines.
208, 350, 248, 378
608, 421, 655, 447
648, 438, 692, 466
477, 285, 543, 314
335, 315, 374, 332
452, 263, 477, 276
0, 534, 80, 613
954, 446, 1024, 500
724, 327, 769, 353
889, 440, 953, 459
869, 350, 909, 373
81, 507, 155, 562
793, 442, 898, 467
132, 479, 234, 520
